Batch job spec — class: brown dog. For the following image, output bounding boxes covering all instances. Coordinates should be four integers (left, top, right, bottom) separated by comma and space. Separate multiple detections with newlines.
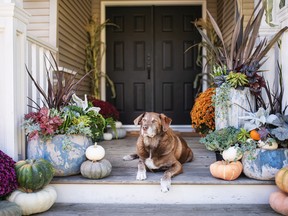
123, 112, 193, 192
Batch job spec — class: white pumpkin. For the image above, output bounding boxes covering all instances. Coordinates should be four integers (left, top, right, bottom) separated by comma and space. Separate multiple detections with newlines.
103, 133, 113, 141
222, 146, 242, 162
115, 121, 123, 128
258, 138, 278, 150
7, 185, 57, 215
85, 142, 105, 161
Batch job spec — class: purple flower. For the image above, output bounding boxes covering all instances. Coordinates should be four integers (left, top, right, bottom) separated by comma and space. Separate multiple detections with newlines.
0, 150, 18, 198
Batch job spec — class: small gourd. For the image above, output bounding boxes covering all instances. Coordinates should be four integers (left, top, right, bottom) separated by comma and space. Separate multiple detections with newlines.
222, 146, 242, 162
85, 142, 105, 161
210, 160, 243, 181
80, 159, 112, 179
15, 158, 54, 192
269, 191, 288, 216
8, 185, 57, 215
258, 138, 278, 150
275, 167, 288, 193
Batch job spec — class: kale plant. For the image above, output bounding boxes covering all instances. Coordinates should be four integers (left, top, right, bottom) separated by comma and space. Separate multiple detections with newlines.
199, 126, 240, 152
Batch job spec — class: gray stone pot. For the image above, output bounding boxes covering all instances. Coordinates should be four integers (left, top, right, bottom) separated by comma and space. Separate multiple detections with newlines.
242, 148, 288, 180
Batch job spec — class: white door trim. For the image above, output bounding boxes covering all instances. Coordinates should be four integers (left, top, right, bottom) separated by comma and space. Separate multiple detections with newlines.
100, 0, 207, 100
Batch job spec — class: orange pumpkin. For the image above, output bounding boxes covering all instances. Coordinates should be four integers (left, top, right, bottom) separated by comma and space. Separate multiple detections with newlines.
250, 130, 261, 141
210, 160, 243, 181
275, 167, 288, 193
269, 191, 288, 216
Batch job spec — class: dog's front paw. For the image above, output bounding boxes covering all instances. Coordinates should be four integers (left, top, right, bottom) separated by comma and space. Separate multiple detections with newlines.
136, 170, 147, 180
160, 177, 171, 192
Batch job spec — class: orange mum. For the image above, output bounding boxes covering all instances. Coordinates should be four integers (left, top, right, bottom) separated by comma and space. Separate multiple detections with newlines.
190, 88, 215, 134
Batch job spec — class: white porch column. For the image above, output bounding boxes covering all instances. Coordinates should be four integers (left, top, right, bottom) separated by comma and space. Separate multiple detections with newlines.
257, 0, 281, 96
256, 0, 288, 109
278, 5, 288, 113
0, 0, 29, 160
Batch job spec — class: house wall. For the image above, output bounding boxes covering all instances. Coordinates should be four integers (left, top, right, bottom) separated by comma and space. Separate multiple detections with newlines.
57, 0, 92, 97
23, 0, 50, 42
24, 0, 93, 97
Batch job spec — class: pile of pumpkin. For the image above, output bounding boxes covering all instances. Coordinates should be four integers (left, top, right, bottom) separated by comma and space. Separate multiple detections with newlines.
80, 142, 112, 179
210, 146, 243, 181
269, 167, 288, 215
6, 158, 57, 215
209, 129, 279, 181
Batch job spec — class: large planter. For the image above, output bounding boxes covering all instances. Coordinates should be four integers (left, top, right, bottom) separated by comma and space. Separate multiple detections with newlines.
27, 135, 93, 176
242, 148, 288, 180
215, 87, 255, 130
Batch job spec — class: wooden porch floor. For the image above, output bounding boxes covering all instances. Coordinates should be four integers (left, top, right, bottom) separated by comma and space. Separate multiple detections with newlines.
51, 135, 274, 186
40, 134, 280, 215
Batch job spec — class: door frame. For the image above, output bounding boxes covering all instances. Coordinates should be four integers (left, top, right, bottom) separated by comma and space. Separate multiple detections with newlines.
100, 1, 207, 131
100, 0, 207, 100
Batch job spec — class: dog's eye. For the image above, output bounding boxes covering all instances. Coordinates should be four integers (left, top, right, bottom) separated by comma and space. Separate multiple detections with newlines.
152, 120, 156, 123
142, 119, 147, 122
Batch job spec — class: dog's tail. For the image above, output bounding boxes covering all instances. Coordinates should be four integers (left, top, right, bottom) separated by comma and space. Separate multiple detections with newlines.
123, 153, 139, 161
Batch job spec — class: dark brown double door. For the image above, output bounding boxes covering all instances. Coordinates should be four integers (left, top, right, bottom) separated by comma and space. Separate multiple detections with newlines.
106, 6, 202, 124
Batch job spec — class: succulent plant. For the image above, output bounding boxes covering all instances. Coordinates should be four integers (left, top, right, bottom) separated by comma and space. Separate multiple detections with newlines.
226, 72, 249, 89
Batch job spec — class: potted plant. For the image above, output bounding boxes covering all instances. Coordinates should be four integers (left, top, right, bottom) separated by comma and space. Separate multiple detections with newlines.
88, 96, 127, 139
235, 60, 288, 180
195, 1, 288, 129
238, 107, 288, 180
190, 87, 215, 135
23, 53, 116, 176
199, 126, 240, 160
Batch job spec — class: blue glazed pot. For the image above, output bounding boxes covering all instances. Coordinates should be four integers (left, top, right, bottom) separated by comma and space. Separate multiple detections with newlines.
242, 148, 288, 180
27, 135, 93, 176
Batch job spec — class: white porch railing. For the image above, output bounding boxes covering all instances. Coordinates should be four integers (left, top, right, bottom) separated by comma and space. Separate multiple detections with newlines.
19, 34, 57, 159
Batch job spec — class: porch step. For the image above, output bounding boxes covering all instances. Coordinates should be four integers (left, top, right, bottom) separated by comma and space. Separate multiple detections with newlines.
35, 203, 279, 216
50, 136, 277, 205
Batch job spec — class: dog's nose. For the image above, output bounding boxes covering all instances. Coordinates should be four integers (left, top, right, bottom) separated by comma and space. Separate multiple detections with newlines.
142, 125, 148, 131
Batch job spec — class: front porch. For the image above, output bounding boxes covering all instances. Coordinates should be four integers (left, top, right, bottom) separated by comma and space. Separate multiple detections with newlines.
49, 134, 277, 204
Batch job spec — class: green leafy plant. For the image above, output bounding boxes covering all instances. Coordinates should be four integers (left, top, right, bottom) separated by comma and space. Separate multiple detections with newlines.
199, 126, 240, 152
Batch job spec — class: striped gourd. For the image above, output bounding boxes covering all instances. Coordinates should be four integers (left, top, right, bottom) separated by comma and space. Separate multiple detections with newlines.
15, 159, 55, 193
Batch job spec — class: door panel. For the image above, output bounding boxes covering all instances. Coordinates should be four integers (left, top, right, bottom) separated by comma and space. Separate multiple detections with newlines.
154, 6, 202, 124
106, 7, 153, 124
106, 6, 202, 124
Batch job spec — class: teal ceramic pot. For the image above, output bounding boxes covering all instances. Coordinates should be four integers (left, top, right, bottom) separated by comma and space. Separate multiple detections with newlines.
242, 148, 288, 180
27, 135, 93, 176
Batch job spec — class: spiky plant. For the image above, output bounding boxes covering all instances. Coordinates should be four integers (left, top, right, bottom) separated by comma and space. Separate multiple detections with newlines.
195, 0, 288, 95
26, 51, 91, 110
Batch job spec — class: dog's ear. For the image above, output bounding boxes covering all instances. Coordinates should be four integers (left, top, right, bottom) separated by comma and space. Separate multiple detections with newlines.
159, 113, 172, 132
134, 113, 146, 125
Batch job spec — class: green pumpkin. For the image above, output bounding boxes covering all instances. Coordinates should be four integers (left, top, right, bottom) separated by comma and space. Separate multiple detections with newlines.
15, 158, 55, 193
80, 159, 112, 179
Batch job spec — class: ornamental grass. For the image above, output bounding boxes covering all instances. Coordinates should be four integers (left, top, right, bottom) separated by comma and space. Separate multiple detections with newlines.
190, 87, 215, 135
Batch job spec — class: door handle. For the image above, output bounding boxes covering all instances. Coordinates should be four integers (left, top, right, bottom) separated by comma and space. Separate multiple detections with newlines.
147, 53, 151, 80
147, 67, 151, 80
